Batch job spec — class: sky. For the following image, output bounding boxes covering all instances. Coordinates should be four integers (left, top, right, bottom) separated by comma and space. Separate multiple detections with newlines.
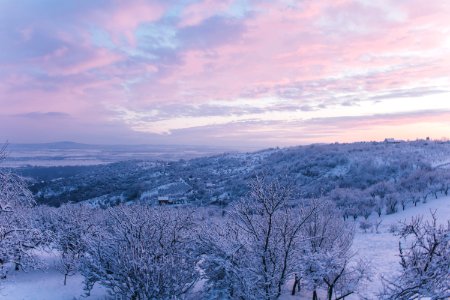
0, 0, 449, 149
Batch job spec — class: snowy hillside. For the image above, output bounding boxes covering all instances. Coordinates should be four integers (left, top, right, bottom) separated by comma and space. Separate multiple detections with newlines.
13, 140, 450, 208
0, 251, 107, 300
278, 195, 450, 299
352, 195, 450, 299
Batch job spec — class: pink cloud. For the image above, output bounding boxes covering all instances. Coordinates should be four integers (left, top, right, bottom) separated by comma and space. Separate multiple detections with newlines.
89, 0, 167, 44
178, 0, 235, 28
1, 0, 450, 145
151, 0, 448, 105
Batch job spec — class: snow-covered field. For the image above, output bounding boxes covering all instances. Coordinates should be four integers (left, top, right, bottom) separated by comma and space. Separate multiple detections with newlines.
1, 195, 449, 300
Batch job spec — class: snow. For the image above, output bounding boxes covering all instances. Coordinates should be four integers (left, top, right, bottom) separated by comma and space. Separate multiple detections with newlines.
351, 194, 450, 299
279, 194, 450, 300
0, 251, 108, 300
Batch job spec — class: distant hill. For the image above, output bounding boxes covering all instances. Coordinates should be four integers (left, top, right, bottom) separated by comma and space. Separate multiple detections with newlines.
13, 140, 450, 208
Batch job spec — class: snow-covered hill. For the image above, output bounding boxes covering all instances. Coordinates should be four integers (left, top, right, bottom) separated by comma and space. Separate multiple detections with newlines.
14, 140, 450, 208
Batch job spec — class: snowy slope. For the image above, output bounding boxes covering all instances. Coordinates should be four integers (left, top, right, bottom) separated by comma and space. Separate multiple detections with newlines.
351, 195, 450, 299
279, 195, 450, 300
0, 251, 108, 300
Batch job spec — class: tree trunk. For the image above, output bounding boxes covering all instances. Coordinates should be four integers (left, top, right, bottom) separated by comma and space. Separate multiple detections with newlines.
312, 290, 318, 300
291, 279, 298, 295
291, 275, 300, 295
15, 254, 21, 271
327, 285, 334, 300
64, 273, 67, 286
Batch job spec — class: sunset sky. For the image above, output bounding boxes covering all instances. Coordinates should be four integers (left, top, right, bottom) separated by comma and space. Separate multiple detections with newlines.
1, 0, 449, 148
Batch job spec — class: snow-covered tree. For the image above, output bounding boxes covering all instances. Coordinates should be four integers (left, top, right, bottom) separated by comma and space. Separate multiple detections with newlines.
201, 176, 319, 300
381, 211, 450, 299
400, 170, 429, 206
81, 205, 199, 299
374, 196, 385, 217
385, 192, 399, 215
0, 145, 45, 278
329, 188, 358, 220
437, 169, 450, 196
198, 217, 251, 299
52, 204, 96, 285
300, 201, 370, 300
356, 190, 376, 220
359, 220, 372, 233
368, 181, 395, 201
398, 191, 412, 211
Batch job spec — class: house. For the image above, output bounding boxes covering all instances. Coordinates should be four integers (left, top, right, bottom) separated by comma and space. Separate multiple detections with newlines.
156, 180, 192, 205
157, 196, 187, 205
158, 196, 171, 205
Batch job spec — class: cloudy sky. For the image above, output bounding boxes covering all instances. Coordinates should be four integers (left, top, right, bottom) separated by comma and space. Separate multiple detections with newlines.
1, 0, 449, 148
